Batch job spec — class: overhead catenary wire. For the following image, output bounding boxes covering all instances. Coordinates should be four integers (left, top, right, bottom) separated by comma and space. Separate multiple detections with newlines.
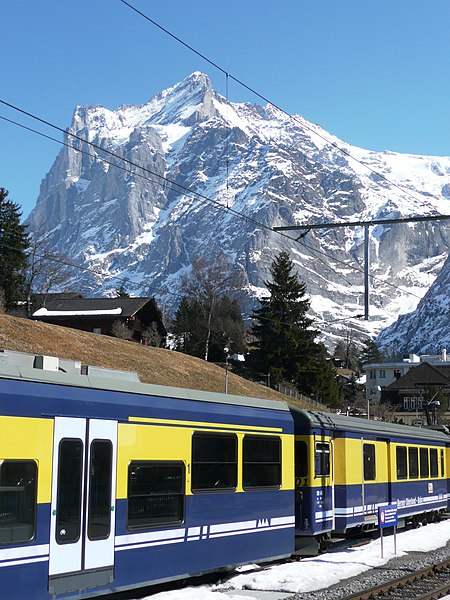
118, 0, 432, 209
115, 0, 444, 319
0, 110, 425, 304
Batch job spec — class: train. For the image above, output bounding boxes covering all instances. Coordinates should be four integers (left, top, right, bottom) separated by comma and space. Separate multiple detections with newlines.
0, 349, 449, 599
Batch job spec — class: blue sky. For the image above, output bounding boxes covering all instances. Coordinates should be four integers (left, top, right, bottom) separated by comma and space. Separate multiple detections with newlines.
1, 0, 449, 218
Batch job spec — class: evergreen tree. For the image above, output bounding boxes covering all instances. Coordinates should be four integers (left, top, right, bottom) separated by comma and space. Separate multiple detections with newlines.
172, 297, 206, 357
310, 344, 344, 408
115, 283, 130, 298
0, 188, 30, 307
359, 338, 384, 367
248, 250, 342, 406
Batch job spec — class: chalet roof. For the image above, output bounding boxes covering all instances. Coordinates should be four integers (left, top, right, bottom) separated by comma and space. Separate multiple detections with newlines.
386, 362, 450, 390
32, 297, 155, 319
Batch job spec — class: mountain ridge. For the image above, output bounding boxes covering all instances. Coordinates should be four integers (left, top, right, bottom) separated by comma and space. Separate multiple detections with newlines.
26, 72, 450, 351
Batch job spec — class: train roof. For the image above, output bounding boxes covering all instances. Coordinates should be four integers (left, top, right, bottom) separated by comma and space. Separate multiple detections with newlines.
0, 350, 289, 413
291, 407, 450, 442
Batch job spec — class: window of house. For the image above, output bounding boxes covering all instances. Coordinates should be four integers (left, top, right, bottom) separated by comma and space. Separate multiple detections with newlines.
93, 328, 102, 334
369, 371, 376, 379
192, 433, 237, 491
379, 370, 386, 378
295, 440, 308, 478
441, 449, 445, 478
363, 443, 376, 481
315, 442, 330, 477
419, 448, 429, 478
408, 447, 418, 479
396, 446, 407, 479
243, 436, 281, 489
127, 461, 184, 530
0, 460, 37, 545
430, 448, 439, 477
403, 397, 411, 410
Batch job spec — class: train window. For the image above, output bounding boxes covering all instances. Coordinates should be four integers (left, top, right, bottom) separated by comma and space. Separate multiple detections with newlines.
419, 448, 429, 478
56, 439, 83, 544
127, 462, 184, 530
396, 446, 407, 479
408, 447, 419, 479
243, 436, 281, 489
192, 433, 237, 492
88, 440, 112, 541
363, 443, 376, 481
441, 450, 445, 477
0, 460, 37, 545
315, 442, 330, 477
430, 448, 439, 477
295, 441, 308, 478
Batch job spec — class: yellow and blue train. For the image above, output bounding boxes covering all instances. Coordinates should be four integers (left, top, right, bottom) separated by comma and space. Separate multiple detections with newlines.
0, 350, 449, 598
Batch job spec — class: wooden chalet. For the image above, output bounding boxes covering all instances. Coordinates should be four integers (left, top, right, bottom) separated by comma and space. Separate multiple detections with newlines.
32, 296, 166, 346
381, 361, 450, 413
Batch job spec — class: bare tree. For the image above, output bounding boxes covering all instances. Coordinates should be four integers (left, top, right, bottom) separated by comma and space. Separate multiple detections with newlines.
24, 235, 72, 313
111, 320, 134, 340
181, 254, 245, 361
141, 323, 162, 347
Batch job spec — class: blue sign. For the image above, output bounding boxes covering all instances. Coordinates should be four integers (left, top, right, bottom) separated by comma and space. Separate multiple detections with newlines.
378, 503, 398, 529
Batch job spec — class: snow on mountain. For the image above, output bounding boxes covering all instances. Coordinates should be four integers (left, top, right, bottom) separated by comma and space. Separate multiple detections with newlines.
26, 72, 450, 351
376, 252, 450, 354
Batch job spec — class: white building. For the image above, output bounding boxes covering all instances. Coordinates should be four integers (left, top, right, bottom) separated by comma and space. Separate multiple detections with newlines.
364, 349, 449, 407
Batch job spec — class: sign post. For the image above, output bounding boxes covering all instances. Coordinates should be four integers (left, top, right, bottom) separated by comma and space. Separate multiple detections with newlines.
378, 503, 398, 558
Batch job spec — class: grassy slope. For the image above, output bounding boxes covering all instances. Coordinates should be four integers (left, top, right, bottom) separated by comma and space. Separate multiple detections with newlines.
0, 314, 313, 408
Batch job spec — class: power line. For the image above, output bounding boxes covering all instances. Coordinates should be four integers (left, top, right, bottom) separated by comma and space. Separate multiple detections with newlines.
115, 0, 447, 315
0, 109, 428, 305
118, 0, 432, 209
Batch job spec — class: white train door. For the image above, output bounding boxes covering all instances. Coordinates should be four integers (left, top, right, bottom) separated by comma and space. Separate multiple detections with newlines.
49, 417, 117, 578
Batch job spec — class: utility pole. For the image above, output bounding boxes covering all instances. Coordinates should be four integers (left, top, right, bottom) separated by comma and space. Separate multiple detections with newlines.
274, 214, 450, 321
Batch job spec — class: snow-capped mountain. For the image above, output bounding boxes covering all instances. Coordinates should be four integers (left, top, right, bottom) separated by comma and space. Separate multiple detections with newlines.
376, 252, 450, 354
27, 72, 450, 351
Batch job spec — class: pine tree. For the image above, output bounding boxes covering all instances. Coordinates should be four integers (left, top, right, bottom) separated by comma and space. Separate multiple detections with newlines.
359, 338, 384, 367
249, 251, 315, 384
172, 297, 207, 358
115, 283, 130, 298
248, 251, 343, 406
0, 188, 30, 307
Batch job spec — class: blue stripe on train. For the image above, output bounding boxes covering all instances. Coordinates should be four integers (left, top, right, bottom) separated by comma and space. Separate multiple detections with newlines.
1, 378, 294, 433
0, 504, 50, 600
113, 490, 294, 591
296, 479, 448, 536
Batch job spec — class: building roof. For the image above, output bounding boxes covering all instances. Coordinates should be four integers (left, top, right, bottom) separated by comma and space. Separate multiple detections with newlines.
32, 297, 155, 319
385, 362, 450, 390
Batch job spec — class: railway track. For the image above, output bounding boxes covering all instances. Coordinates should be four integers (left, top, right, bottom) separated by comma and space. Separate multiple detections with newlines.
339, 559, 450, 600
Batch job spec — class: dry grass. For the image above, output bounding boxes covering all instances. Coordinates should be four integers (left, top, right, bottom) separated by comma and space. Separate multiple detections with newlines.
0, 314, 312, 408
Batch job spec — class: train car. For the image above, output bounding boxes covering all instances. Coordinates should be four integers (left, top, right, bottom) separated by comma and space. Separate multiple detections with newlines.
292, 409, 450, 554
0, 351, 295, 599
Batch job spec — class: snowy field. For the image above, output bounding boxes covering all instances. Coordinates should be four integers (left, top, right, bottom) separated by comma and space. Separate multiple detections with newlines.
145, 520, 450, 600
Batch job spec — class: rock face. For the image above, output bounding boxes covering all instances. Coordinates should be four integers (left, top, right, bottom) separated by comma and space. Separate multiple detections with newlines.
26, 72, 450, 350
376, 253, 450, 354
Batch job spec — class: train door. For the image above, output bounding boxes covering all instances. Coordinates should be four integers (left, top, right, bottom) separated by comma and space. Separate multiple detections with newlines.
49, 417, 117, 582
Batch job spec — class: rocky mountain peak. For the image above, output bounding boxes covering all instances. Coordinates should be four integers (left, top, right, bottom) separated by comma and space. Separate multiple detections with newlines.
26, 73, 450, 352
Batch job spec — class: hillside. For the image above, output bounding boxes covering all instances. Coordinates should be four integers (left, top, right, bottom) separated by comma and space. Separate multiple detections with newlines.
26, 72, 450, 350
0, 314, 309, 408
